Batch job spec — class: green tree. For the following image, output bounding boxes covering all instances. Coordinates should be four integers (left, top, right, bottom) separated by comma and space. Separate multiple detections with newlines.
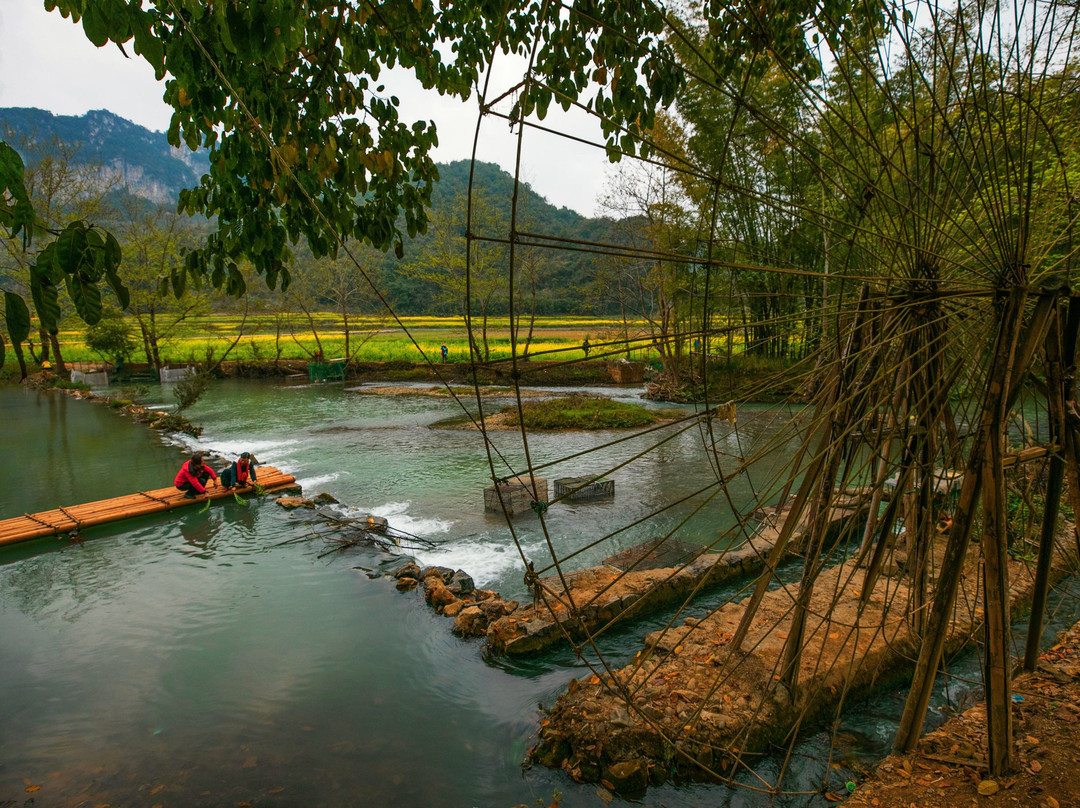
406, 192, 509, 362
599, 113, 698, 382
115, 198, 210, 369
84, 307, 137, 366
1, 136, 128, 377
287, 243, 383, 363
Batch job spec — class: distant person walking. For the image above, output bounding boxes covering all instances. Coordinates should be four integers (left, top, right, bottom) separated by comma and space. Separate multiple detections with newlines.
174, 452, 218, 498
440, 344, 448, 362
582, 337, 591, 358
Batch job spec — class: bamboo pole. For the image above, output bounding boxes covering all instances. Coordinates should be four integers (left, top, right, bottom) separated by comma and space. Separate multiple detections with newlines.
980, 373, 1014, 774
1023, 309, 1067, 670
894, 288, 1027, 756
780, 290, 871, 691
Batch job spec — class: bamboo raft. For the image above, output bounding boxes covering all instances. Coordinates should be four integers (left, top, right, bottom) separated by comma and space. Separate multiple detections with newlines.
0, 466, 298, 547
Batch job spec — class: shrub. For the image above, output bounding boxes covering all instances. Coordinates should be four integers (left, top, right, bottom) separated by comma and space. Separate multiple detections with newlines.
173, 371, 212, 412
84, 308, 138, 365
501, 395, 668, 430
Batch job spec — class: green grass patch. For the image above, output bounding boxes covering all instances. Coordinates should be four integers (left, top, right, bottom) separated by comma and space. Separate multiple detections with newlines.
51, 378, 91, 392
501, 395, 674, 429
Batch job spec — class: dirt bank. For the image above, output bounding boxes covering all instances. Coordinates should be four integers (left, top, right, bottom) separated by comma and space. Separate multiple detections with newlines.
845, 617, 1080, 808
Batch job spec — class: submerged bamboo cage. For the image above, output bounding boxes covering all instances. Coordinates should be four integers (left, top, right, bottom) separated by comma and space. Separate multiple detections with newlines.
0, 466, 298, 547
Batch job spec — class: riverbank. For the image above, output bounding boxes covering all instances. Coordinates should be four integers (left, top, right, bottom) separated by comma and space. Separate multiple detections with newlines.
846, 616, 1080, 808
3, 356, 805, 403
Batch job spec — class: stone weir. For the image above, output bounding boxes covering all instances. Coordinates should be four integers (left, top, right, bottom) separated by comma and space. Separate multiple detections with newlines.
482, 494, 869, 656
528, 541, 1078, 793
390, 495, 868, 654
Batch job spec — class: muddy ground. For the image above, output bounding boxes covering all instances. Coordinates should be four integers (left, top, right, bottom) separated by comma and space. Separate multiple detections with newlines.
846, 619, 1080, 808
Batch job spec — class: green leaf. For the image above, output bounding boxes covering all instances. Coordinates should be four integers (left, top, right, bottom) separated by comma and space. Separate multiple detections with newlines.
104, 231, 122, 272
106, 270, 130, 309
3, 291, 31, 343
81, 2, 110, 47
55, 223, 89, 274
29, 265, 61, 332
0, 141, 35, 243
171, 263, 187, 298
66, 274, 103, 325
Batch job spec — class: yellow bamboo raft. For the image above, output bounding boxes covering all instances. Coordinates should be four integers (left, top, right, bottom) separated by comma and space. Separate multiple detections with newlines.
0, 466, 298, 547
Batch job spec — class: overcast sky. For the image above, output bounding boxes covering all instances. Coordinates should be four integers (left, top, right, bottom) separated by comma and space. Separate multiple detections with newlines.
0, 2, 611, 216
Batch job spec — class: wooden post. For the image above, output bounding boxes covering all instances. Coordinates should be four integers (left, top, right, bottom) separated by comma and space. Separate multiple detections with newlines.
779, 291, 871, 691
1023, 310, 1066, 670
894, 288, 1026, 756
1058, 296, 1080, 559
980, 378, 1014, 774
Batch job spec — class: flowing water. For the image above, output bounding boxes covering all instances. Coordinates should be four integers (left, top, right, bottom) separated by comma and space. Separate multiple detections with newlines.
2, 380, 1078, 807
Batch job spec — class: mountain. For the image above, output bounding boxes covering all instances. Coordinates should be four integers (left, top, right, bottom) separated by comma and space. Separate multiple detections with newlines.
0, 107, 207, 204
0, 107, 620, 314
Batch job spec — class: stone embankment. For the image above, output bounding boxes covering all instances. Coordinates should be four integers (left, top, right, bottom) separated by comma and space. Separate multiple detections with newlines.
527, 542, 1076, 793
390, 494, 867, 658
391, 562, 522, 637
486, 494, 866, 657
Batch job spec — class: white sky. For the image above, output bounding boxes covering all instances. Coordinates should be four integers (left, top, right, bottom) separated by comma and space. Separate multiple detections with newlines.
0, 1, 610, 216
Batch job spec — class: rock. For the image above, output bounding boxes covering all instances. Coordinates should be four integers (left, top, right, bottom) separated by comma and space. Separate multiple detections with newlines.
443, 600, 465, 617
312, 492, 339, 505
602, 759, 648, 794
474, 589, 497, 601
447, 570, 475, 596
420, 566, 454, 585
479, 598, 519, 620
393, 562, 421, 580
532, 732, 569, 768
432, 589, 458, 611
363, 514, 388, 533
276, 496, 314, 510
609, 706, 636, 728
695, 744, 713, 769
452, 606, 489, 637
485, 617, 523, 653
424, 583, 457, 610
395, 577, 418, 592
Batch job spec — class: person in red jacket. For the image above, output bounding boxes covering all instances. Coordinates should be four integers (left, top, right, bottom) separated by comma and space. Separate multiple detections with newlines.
174, 452, 218, 498
220, 452, 258, 491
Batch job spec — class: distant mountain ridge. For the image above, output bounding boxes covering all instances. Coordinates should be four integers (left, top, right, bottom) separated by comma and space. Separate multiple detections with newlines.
0, 107, 617, 313
0, 107, 208, 204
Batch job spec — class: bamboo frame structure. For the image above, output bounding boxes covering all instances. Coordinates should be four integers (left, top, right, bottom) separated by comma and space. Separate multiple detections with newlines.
136, 0, 1080, 795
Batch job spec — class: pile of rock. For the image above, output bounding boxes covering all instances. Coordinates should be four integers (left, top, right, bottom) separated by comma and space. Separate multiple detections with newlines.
392, 562, 519, 638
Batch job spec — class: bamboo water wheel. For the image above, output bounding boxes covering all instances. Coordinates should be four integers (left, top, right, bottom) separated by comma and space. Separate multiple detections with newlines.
452, 0, 1080, 795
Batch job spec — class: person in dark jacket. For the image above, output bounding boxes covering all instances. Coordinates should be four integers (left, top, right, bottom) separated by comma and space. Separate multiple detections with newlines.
220, 452, 258, 490
174, 452, 219, 498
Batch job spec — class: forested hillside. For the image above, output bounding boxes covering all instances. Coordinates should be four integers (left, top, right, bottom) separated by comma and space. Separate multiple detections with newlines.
0, 107, 621, 315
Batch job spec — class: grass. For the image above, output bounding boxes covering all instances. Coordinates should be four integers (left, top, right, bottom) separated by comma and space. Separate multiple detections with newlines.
5, 312, 812, 384
500, 395, 675, 429
22, 313, 671, 366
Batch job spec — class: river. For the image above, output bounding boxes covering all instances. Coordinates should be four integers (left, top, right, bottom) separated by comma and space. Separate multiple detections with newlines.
1, 380, 1077, 807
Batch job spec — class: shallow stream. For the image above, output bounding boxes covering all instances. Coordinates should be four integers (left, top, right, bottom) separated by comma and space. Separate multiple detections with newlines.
2, 380, 1077, 807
